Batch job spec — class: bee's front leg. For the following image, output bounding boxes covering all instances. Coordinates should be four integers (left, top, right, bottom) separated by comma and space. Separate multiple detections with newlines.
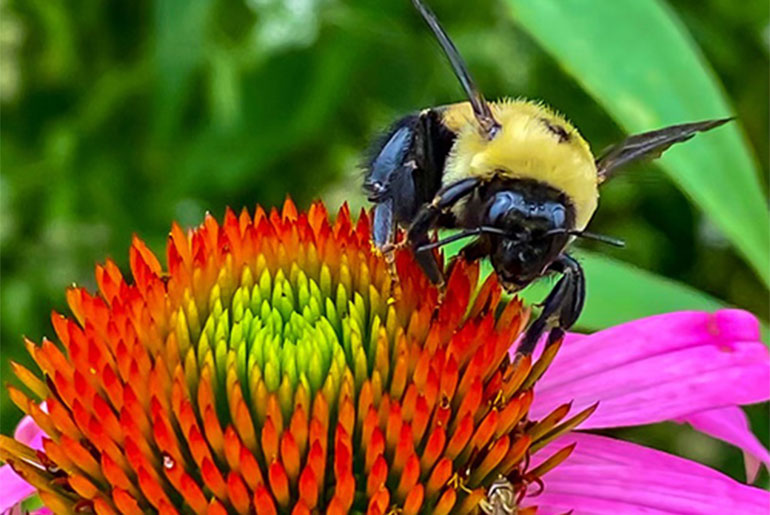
517, 254, 585, 355
408, 177, 482, 288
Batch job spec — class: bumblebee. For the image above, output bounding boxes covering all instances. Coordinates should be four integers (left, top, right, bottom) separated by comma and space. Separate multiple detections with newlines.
364, 0, 730, 353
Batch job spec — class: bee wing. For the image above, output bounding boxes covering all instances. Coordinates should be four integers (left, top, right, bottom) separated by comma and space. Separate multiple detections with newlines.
596, 117, 732, 183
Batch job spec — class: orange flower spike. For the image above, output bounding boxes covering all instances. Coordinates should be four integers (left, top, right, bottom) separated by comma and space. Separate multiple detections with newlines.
177, 471, 208, 515
411, 394, 431, 447
291, 501, 311, 515
253, 485, 278, 515
392, 423, 414, 474
306, 440, 325, 490
426, 457, 454, 500
469, 436, 510, 488
100, 453, 137, 494
402, 484, 424, 515
400, 383, 418, 422
268, 462, 291, 508
112, 488, 143, 515
69, 473, 100, 499
224, 423, 245, 472
265, 394, 284, 435
206, 499, 228, 515
59, 434, 103, 482
280, 430, 301, 483
92, 497, 119, 515
420, 426, 446, 476
367, 455, 388, 497
501, 353, 533, 399
396, 453, 420, 501
311, 391, 329, 432
454, 375, 483, 428
338, 395, 356, 440
365, 426, 386, 473
357, 380, 374, 427
424, 367, 440, 414
201, 404, 225, 461
429, 397, 452, 437
298, 465, 319, 509
439, 354, 459, 402
233, 397, 259, 454
468, 272, 502, 320
137, 466, 172, 509
528, 402, 572, 442
240, 443, 264, 491
200, 457, 228, 501
367, 488, 390, 515
227, 472, 252, 515
334, 426, 353, 479
456, 487, 487, 513
261, 417, 279, 464
47, 396, 82, 441
432, 488, 456, 515
326, 497, 347, 515
385, 401, 403, 454
496, 434, 532, 476
100, 363, 124, 413
152, 409, 183, 467
289, 405, 308, 458
445, 414, 474, 460
495, 395, 523, 439
463, 409, 499, 464
335, 470, 356, 511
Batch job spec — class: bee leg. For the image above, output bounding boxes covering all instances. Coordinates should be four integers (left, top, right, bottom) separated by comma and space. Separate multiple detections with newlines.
517, 254, 585, 355
459, 236, 492, 263
407, 177, 481, 286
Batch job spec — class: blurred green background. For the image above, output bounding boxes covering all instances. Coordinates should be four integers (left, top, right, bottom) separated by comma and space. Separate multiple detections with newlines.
1, 0, 768, 487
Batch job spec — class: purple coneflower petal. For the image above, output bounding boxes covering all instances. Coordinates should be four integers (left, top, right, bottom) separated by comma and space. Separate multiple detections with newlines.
677, 406, 770, 482
525, 432, 770, 515
528, 310, 770, 428
12, 414, 45, 450
0, 416, 45, 512
0, 464, 38, 512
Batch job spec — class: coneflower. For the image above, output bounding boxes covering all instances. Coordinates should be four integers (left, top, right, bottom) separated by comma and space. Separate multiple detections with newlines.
1, 200, 768, 514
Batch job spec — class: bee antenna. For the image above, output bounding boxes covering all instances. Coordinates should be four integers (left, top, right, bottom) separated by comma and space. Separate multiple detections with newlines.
415, 226, 507, 254
544, 228, 625, 248
412, 0, 500, 139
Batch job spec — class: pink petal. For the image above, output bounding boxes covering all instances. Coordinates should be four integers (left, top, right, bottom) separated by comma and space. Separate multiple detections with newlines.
0, 465, 38, 512
526, 310, 770, 428
0, 415, 46, 511
677, 406, 770, 483
13, 414, 45, 451
525, 432, 770, 515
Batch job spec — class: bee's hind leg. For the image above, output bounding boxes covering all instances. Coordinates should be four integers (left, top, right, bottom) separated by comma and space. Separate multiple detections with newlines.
517, 254, 585, 355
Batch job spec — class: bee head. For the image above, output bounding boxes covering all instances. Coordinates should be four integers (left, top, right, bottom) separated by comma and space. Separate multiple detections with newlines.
484, 188, 572, 291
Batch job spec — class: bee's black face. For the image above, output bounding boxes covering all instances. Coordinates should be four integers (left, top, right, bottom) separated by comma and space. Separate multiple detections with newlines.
491, 237, 550, 290
484, 186, 574, 291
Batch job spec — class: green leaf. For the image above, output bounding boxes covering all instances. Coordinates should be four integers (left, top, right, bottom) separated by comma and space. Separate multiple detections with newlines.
505, 0, 769, 286
514, 250, 725, 331
441, 234, 724, 331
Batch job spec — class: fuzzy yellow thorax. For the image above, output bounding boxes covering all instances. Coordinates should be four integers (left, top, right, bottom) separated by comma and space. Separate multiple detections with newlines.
442, 99, 598, 230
